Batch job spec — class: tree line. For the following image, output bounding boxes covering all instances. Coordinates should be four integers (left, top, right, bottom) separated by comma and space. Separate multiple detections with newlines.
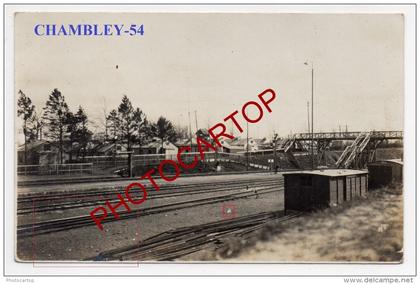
17, 89, 180, 164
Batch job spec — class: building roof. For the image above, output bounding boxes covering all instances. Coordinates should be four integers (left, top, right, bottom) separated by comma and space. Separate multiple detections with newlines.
283, 169, 368, 177
93, 142, 127, 154
142, 140, 177, 150
220, 140, 242, 150
253, 138, 269, 144
174, 138, 198, 147
17, 140, 50, 152
229, 138, 247, 146
384, 159, 403, 166
96, 143, 117, 153
369, 159, 404, 166
174, 138, 191, 146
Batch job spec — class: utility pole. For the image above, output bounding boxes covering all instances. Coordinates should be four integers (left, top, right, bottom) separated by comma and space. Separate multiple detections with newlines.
311, 64, 314, 170
304, 61, 315, 170
194, 110, 198, 133
188, 111, 193, 149
114, 135, 117, 168
178, 114, 182, 129
273, 133, 278, 174
246, 117, 249, 171
105, 119, 108, 142
307, 101, 310, 134
128, 151, 133, 177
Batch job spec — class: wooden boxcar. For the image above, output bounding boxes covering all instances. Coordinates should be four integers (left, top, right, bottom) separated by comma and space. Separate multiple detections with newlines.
368, 159, 403, 189
283, 169, 368, 211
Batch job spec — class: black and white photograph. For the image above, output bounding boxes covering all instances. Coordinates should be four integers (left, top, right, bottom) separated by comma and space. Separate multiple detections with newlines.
14, 11, 405, 263
3, 3, 417, 281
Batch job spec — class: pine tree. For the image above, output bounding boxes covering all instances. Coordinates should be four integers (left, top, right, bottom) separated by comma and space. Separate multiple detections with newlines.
106, 109, 120, 150
17, 90, 35, 164
132, 107, 147, 152
66, 107, 92, 161
74, 106, 92, 160
117, 95, 135, 151
42, 89, 70, 164
65, 111, 78, 162
153, 116, 177, 154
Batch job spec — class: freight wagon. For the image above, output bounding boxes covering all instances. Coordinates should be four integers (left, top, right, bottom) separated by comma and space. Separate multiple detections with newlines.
283, 169, 368, 211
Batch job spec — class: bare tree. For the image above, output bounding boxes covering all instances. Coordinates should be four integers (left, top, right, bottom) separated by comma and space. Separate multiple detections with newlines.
107, 109, 120, 140
30, 110, 44, 140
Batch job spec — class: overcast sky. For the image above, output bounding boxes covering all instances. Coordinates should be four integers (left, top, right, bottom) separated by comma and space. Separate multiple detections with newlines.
15, 12, 404, 141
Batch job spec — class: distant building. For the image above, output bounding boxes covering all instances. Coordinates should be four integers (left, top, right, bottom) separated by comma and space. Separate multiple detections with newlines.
17, 140, 70, 165
174, 138, 199, 153
92, 142, 127, 156
220, 137, 268, 153
254, 138, 271, 150
219, 139, 243, 153
135, 138, 178, 157
174, 130, 213, 153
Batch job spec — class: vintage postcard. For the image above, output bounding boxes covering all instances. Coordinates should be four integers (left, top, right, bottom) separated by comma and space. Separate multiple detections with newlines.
4, 4, 416, 279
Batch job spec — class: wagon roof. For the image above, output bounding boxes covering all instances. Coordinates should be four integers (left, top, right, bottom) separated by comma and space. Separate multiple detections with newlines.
369, 159, 403, 166
283, 169, 368, 177
383, 159, 404, 166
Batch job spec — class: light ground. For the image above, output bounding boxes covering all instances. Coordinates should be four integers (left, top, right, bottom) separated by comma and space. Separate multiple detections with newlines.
16, 172, 283, 261
188, 185, 403, 262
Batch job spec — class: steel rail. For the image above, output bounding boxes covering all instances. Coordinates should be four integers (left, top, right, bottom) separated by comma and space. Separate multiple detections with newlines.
88, 211, 302, 261
18, 177, 282, 201
17, 186, 281, 238
18, 180, 283, 214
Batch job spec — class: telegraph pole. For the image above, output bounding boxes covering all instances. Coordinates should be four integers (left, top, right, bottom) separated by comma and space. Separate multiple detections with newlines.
188, 111, 193, 149
307, 101, 310, 134
194, 110, 198, 133
246, 119, 249, 171
273, 133, 278, 174
304, 61, 315, 170
311, 64, 314, 170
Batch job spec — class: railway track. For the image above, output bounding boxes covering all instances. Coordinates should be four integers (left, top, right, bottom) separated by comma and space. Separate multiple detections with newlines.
18, 177, 282, 200
17, 184, 282, 238
87, 210, 302, 261
18, 178, 283, 214
17, 170, 273, 187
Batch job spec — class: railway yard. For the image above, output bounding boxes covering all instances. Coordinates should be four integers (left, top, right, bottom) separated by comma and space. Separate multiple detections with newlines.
17, 172, 289, 261
8, 11, 410, 281
15, 133, 404, 262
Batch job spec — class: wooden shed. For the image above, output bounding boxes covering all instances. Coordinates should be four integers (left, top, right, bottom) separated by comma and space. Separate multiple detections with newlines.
368, 159, 403, 189
283, 169, 368, 212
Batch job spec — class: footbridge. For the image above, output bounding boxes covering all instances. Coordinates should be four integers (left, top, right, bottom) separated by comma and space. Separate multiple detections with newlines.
274, 130, 403, 170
